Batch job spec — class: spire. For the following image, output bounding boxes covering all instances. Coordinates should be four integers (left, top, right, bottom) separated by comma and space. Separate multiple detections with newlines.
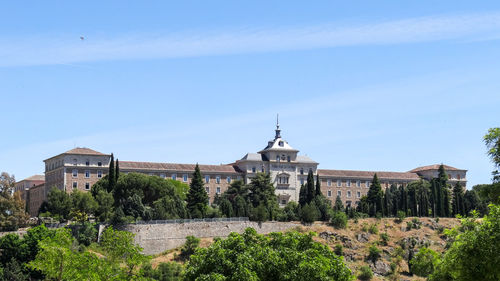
275, 114, 281, 139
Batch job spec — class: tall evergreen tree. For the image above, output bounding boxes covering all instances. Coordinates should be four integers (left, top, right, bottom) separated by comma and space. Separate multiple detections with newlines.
305, 170, 315, 204
298, 184, 307, 207
108, 153, 115, 192
334, 195, 344, 212
399, 185, 408, 215
248, 173, 279, 220
315, 174, 322, 198
115, 159, 120, 182
452, 182, 465, 216
407, 183, 417, 216
186, 164, 209, 218
430, 179, 438, 217
390, 184, 399, 216
443, 187, 451, 217
367, 174, 383, 217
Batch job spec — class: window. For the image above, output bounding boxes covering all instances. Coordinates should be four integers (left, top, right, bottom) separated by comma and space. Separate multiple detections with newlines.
205, 175, 210, 183
216, 187, 221, 194
337, 180, 341, 187
357, 191, 361, 198
85, 160, 90, 166
98, 161, 102, 167
327, 190, 332, 197
85, 170, 90, 178
205, 187, 210, 193
287, 156, 291, 162
172, 174, 177, 181
97, 170, 103, 178
85, 183, 90, 190
276, 155, 280, 162
73, 182, 77, 189
261, 166, 265, 172
183, 174, 188, 182
356, 180, 361, 187
300, 168, 304, 175
72, 169, 78, 177
160, 173, 166, 179
347, 180, 351, 187
337, 190, 342, 197
346, 201, 352, 207
281, 199, 287, 205
252, 167, 256, 173
73, 159, 77, 166
300, 178, 304, 185
366, 181, 370, 188
347, 191, 351, 198
457, 174, 461, 180
227, 176, 231, 183
327, 179, 332, 186
216, 176, 221, 184
279, 141, 284, 147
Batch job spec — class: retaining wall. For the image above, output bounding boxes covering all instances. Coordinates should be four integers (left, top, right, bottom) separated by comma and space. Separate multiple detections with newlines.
120, 221, 300, 255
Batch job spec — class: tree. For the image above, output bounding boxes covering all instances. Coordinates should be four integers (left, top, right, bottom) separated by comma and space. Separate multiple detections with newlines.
115, 158, 120, 183
430, 204, 500, 281
0, 172, 28, 231
219, 198, 233, 217
315, 174, 322, 197
108, 153, 115, 192
69, 190, 98, 222
334, 195, 344, 212
298, 184, 307, 207
299, 203, 319, 223
184, 228, 353, 281
452, 182, 465, 216
484, 127, 500, 182
367, 174, 383, 217
248, 172, 279, 221
179, 236, 200, 261
94, 189, 114, 222
305, 170, 315, 204
186, 164, 208, 218
44, 187, 72, 221
410, 247, 440, 277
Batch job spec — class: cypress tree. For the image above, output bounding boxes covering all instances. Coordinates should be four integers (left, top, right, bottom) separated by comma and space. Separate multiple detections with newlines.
452, 182, 465, 216
186, 164, 209, 218
443, 187, 451, 217
108, 153, 115, 192
305, 170, 315, 204
399, 185, 407, 215
315, 174, 322, 197
367, 174, 383, 217
430, 179, 438, 217
298, 184, 307, 207
334, 195, 344, 212
115, 158, 120, 182
391, 184, 399, 216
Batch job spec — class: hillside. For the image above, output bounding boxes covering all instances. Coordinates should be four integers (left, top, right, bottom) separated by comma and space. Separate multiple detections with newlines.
151, 217, 460, 280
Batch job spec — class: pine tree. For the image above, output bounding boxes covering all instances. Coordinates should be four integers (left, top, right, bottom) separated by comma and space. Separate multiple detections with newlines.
186, 164, 209, 218
334, 195, 344, 212
315, 174, 322, 197
115, 158, 120, 182
367, 174, 383, 217
298, 184, 307, 207
108, 153, 115, 192
305, 170, 315, 204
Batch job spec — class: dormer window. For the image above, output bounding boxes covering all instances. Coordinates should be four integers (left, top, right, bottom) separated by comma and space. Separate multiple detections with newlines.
278, 141, 284, 147
287, 156, 291, 162
276, 155, 280, 162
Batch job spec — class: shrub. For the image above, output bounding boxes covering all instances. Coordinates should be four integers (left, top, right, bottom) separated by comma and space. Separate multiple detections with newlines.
410, 247, 440, 277
395, 211, 406, 223
358, 265, 373, 280
69, 222, 97, 246
330, 211, 347, 229
299, 203, 319, 224
435, 217, 440, 223
411, 218, 422, 229
406, 221, 413, 231
368, 244, 381, 262
334, 244, 343, 256
379, 232, 389, 246
368, 224, 378, 234
179, 236, 200, 261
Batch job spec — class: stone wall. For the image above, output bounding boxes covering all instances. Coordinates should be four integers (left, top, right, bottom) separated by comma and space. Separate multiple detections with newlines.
120, 221, 300, 255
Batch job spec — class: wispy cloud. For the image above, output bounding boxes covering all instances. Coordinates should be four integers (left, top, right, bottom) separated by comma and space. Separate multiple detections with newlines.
2, 12, 500, 66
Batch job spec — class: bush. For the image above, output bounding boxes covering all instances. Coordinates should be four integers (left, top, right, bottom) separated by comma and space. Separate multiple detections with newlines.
406, 221, 413, 231
334, 244, 343, 256
395, 211, 406, 223
141, 262, 183, 281
330, 211, 347, 229
368, 244, 381, 262
410, 247, 439, 277
358, 265, 373, 280
379, 232, 389, 246
361, 223, 369, 232
299, 203, 319, 224
69, 222, 97, 246
411, 218, 422, 229
368, 224, 378, 234
179, 236, 200, 261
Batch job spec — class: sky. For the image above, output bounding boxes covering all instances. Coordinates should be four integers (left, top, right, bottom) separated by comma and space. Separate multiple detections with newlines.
1, 1, 499, 188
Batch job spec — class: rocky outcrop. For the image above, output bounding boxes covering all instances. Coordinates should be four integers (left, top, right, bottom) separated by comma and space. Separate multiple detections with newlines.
356, 232, 371, 243
370, 260, 391, 276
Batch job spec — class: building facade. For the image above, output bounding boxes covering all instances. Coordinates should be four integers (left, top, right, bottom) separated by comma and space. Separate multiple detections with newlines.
25, 123, 467, 216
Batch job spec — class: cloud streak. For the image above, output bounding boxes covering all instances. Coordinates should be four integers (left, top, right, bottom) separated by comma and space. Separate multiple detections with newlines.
2, 12, 500, 66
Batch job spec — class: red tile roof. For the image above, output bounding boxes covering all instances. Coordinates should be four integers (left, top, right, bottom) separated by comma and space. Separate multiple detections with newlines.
409, 164, 465, 173
64, 147, 107, 156
119, 161, 242, 174
22, 175, 45, 181
318, 169, 420, 181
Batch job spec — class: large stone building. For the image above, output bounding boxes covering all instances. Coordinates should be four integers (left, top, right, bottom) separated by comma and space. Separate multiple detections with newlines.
21, 122, 468, 215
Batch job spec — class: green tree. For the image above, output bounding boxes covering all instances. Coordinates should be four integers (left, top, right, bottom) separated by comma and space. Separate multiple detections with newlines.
115, 158, 120, 183
315, 174, 322, 197
0, 172, 28, 231
334, 195, 344, 212
44, 187, 72, 221
452, 182, 465, 216
186, 164, 209, 218
94, 189, 114, 222
248, 172, 279, 221
330, 211, 347, 229
410, 247, 440, 277
430, 204, 500, 281
484, 127, 500, 181
305, 170, 315, 204
108, 153, 115, 192
179, 236, 200, 261
69, 190, 98, 222
367, 174, 383, 217
184, 228, 353, 281
299, 202, 319, 224
219, 198, 234, 217
298, 184, 307, 207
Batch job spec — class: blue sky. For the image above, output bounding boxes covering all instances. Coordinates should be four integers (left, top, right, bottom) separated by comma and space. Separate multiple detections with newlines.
1, 1, 499, 187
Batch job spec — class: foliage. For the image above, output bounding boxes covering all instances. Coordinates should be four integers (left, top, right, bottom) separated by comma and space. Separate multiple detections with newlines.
334, 195, 344, 212
44, 187, 72, 221
357, 265, 373, 281
429, 203, 500, 281
70, 222, 97, 246
1, 259, 29, 281
368, 224, 378, 234
69, 190, 98, 222
330, 211, 347, 229
379, 232, 389, 246
219, 197, 234, 217
334, 244, 343, 256
395, 210, 406, 223
484, 127, 500, 181
410, 247, 440, 277
94, 189, 114, 222
366, 174, 383, 217
166, 179, 190, 200
247, 172, 279, 221
141, 262, 183, 281
0, 172, 29, 230
186, 164, 209, 218
184, 227, 353, 281
300, 202, 319, 224
367, 244, 381, 262
179, 236, 200, 261
305, 170, 316, 204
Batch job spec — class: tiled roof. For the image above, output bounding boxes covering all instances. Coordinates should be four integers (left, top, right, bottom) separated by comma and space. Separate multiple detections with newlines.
64, 147, 107, 156
120, 161, 243, 174
318, 169, 420, 181
409, 164, 465, 173
18, 175, 45, 183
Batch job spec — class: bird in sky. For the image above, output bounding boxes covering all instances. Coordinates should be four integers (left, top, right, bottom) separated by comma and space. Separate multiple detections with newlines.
80, 36, 85, 40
